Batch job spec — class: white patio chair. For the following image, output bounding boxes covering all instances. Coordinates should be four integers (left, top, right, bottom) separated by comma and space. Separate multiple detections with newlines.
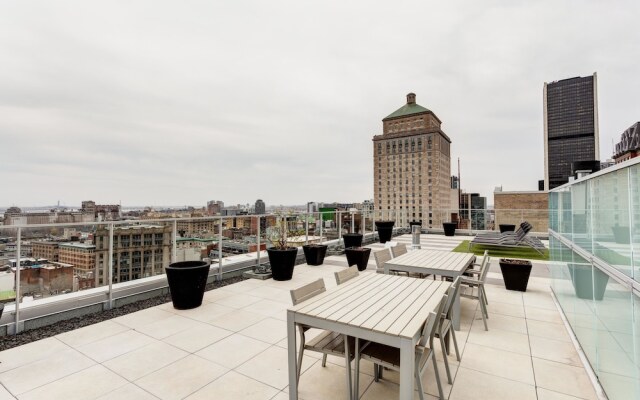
373, 249, 392, 274
290, 278, 356, 392
435, 277, 462, 384
353, 297, 447, 400
460, 255, 491, 330
390, 243, 408, 258
463, 250, 490, 305
334, 266, 359, 285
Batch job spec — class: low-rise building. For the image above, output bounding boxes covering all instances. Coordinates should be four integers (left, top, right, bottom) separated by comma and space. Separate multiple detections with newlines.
58, 243, 96, 281
94, 225, 172, 285
32, 241, 60, 262
16, 261, 74, 295
493, 190, 548, 233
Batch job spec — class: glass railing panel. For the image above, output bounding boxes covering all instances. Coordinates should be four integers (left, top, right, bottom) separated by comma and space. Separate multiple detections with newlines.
592, 168, 632, 278
631, 163, 640, 283
594, 275, 635, 399
549, 191, 559, 233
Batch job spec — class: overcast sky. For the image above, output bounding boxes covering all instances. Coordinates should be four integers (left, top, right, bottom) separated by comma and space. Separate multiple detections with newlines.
1, 1, 638, 209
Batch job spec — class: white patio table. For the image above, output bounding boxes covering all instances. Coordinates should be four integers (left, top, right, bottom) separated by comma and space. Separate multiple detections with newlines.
384, 250, 475, 330
287, 272, 449, 400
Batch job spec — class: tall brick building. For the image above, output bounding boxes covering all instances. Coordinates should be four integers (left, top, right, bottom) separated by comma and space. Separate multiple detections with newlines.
373, 93, 452, 227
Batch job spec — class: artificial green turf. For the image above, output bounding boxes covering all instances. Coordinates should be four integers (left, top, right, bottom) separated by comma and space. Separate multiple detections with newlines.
452, 240, 549, 261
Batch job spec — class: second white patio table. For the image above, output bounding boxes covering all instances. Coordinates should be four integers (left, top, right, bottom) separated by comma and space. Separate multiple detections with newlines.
287, 272, 450, 400
384, 250, 475, 330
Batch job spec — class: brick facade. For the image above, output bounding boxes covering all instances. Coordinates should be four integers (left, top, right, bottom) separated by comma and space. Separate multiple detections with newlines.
373, 93, 451, 227
494, 191, 548, 233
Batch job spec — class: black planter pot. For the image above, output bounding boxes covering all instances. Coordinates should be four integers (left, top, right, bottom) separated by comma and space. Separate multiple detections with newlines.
345, 247, 372, 271
165, 261, 210, 310
499, 224, 516, 233
568, 263, 609, 300
375, 221, 395, 243
612, 226, 630, 244
267, 248, 298, 281
443, 222, 457, 237
303, 244, 328, 266
0, 303, 4, 320
343, 233, 363, 249
499, 259, 532, 291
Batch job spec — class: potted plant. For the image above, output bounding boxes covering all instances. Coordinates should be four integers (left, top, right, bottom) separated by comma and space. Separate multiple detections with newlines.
302, 243, 328, 266
498, 258, 533, 291
345, 246, 372, 271
442, 222, 457, 237
342, 232, 363, 249
375, 221, 395, 243
266, 216, 298, 281
611, 224, 630, 244
568, 263, 609, 300
165, 260, 211, 309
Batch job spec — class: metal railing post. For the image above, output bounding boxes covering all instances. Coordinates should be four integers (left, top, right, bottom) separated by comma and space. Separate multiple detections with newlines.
172, 220, 177, 263
256, 216, 261, 268
108, 223, 114, 310
319, 212, 324, 244
351, 212, 355, 234
14, 227, 21, 335
218, 217, 223, 281
337, 211, 342, 243
372, 209, 376, 234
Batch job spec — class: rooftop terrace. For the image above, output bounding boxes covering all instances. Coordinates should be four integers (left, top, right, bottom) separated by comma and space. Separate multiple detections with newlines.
0, 234, 600, 400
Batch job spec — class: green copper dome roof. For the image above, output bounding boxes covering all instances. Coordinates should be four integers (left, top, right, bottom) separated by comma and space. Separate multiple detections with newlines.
383, 93, 431, 120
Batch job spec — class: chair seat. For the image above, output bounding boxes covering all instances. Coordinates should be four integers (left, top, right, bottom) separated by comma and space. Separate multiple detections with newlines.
360, 341, 400, 367
436, 319, 452, 337
361, 341, 433, 370
461, 277, 482, 286
305, 330, 357, 359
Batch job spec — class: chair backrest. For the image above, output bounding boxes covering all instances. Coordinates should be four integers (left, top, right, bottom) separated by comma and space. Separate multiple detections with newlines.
479, 256, 492, 282
390, 243, 407, 258
290, 278, 326, 305
334, 266, 359, 285
476, 250, 489, 270
373, 249, 392, 269
514, 222, 532, 243
442, 277, 461, 319
419, 296, 447, 348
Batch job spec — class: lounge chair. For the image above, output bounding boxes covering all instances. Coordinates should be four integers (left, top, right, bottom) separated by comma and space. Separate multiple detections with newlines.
469, 222, 546, 255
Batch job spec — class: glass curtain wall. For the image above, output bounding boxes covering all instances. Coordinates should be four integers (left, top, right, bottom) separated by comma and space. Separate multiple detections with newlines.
549, 160, 640, 399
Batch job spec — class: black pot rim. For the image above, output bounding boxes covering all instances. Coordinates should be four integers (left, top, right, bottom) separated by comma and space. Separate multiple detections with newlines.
267, 247, 298, 252
375, 221, 395, 226
166, 261, 209, 270
303, 244, 328, 248
499, 258, 532, 265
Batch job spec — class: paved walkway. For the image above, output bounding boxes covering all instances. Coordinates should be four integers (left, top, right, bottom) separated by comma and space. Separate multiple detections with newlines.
0, 234, 597, 400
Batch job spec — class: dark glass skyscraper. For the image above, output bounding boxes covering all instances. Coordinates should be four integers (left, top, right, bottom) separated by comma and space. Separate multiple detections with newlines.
543, 73, 599, 190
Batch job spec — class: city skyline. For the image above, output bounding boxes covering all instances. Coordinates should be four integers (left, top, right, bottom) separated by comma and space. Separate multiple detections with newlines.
1, 1, 639, 206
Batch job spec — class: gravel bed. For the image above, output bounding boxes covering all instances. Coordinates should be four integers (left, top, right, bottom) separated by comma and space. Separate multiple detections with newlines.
0, 276, 246, 351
